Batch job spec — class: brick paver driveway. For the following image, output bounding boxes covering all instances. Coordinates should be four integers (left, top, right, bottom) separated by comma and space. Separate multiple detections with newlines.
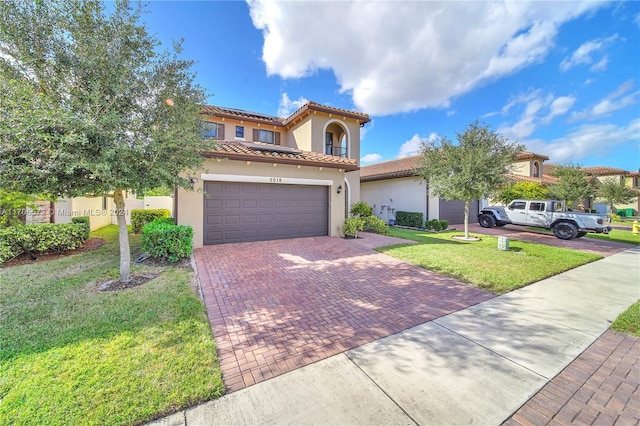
195, 233, 494, 392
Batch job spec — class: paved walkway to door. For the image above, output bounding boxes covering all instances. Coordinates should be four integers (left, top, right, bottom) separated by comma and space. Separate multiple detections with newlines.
194, 234, 494, 392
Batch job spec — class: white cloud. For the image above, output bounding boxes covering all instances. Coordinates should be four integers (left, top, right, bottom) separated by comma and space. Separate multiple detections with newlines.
360, 119, 374, 140
498, 90, 575, 139
570, 80, 639, 121
397, 133, 438, 158
525, 119, 640, 163
360, 153, 383, 164
277, 93, 308, 117
559, 34, 619, 72
247, 0, 605, 116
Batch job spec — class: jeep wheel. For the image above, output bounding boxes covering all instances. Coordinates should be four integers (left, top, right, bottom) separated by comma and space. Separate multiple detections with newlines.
478, 214, 496, 228
576, 231, 587, 238
553, 222, 578, 240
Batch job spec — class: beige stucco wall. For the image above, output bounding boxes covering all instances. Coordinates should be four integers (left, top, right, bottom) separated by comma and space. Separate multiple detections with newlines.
53, 197, 112, 230
361, 177, 439, 224
177, 158, 349, 248
288, 119, 312, 151
511, 159, 543, 178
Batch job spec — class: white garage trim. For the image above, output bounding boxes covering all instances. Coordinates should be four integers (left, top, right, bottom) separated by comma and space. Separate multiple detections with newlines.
200, 173, 333, 186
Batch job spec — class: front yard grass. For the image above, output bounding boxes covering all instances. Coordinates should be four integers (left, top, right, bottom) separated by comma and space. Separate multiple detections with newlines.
0, 225, 224, 426
382, 227, 601, 294
585, 228, 640, 245
611, 300, 640, 337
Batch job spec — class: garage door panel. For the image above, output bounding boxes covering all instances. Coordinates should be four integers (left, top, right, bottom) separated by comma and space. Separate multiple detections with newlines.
204, 182, 328, 245
439, 199, 479, 225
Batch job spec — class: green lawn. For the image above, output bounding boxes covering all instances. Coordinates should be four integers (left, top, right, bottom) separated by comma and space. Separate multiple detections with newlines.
382, 227, 601, 294
585, 228, 640, 245
611, 300, 640, 337
0, 226, 224, 425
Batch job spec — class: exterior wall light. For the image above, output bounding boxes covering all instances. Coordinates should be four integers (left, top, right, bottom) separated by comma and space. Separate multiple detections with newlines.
189, 178, 195, 190
337, 184, 343, 194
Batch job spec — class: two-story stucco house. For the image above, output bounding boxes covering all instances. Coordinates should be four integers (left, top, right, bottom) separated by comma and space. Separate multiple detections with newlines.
580, 166, 640, 214
360, 151, 551, 225
176, 102, 370, 247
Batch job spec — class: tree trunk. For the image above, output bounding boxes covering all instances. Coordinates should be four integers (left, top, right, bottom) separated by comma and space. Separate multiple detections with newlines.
113, 189, 131, 283
464, 200, 470, 239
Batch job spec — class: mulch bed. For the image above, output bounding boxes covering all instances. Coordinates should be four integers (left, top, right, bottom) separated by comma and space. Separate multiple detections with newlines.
0, 237, 106, 269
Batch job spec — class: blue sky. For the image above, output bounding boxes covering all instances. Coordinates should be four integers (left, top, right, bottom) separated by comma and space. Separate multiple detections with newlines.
142, 1, 640, 171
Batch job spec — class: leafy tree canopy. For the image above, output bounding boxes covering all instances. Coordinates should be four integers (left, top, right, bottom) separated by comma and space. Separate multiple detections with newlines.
596, 177, 637, 212
417, 120, 524, 238
0, 0, 210, 281
494, 180, 549, 205
547, 163, 596, 206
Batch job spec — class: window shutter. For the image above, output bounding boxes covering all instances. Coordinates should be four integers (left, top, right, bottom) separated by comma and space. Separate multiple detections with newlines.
218, 124, 225, 140
253, 129, 259, 142
274, 132, 281, 146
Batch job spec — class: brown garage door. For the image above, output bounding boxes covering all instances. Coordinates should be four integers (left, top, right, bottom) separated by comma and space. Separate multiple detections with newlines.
439, 199, 479, 225
203, 181, 328, 245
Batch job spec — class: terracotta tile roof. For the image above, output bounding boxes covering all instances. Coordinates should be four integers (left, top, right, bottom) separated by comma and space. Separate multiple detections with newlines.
201, 105, 284, 126
360, 155, 422, 182
203, 141, 358, 171
505, 173, 558, 185
201, 101, 371, 127
579, 166, 633, 176
284, 101, 371, 125
514, 151, 550, 161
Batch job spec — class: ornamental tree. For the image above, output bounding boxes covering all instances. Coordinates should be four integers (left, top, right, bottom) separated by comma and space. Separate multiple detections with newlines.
547, 163, 596, 208
0, 0, 210, 282
417, 120, 524, 239
596, 177, 637, 213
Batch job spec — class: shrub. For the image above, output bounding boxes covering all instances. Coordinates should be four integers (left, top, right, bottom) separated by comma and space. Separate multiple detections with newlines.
395, 211, 423, 228
131, 209, 171, 233
609, 213, 621, 222
0, 223, 88, 263
343, 217, 364, 238
350, 201, 373, 218
152, 217, 175, 226
424, 219, 449, 232
72, 216, 91, 240
438, 220, 449, 231
363, 216, 387, 234
142, 221, 193, 262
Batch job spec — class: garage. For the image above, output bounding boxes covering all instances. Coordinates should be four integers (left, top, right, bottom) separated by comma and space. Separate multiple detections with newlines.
203, 181, 328, 245
439, 199, 479, 225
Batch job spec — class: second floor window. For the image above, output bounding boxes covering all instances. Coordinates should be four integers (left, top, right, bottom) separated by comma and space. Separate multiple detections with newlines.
236, 126, 244, 139
252, 129, 280, 145
202, 122, 224, 140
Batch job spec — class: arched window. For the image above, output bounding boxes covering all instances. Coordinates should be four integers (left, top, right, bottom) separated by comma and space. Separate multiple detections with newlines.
533, 161, 540, 178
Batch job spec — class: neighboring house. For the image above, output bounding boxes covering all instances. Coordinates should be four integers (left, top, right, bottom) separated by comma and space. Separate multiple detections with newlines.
580, 166, 640, 214
176, 102, 370, 247
27, 195, 173, 230
360, 151, 550, 225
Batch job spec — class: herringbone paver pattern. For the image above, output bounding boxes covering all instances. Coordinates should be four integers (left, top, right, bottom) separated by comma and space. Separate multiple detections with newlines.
504, 330, 640, 426
195, 234, 494, 392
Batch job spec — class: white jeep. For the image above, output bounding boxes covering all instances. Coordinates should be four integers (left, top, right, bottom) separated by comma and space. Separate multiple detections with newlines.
478, 199, 612, 240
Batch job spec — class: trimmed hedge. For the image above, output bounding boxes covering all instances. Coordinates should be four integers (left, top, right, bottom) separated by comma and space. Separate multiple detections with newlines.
71, 216, 91, 240
0, 223, 88, 263
363, 215, 388, 234
131, 209, 171, 234
425, 219, 449, 231
141, 220, 193, 262
350, 201, 374, 218
395, 211, 424, 228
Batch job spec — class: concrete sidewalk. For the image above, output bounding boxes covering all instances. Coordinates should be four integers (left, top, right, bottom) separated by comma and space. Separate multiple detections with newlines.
150, 246, 640, 426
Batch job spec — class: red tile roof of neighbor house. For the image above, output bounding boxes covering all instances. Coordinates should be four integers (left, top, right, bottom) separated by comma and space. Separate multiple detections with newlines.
203, 141, 359, 171
505, 173, 558, 184
201, 101, 371, 127
360, 155, 422, 182
360, 151, 549, 182
545, 164, 640, 177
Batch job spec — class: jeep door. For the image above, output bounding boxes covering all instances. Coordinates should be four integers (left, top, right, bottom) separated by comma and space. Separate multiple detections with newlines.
506, 200, 528, 224
526, 201, 548, 227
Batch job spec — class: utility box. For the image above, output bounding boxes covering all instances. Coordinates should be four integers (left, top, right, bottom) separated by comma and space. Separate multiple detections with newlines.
498, 236, 510, 251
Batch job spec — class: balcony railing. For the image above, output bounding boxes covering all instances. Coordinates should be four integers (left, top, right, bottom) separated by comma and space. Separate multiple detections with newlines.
325, 145, 347, 158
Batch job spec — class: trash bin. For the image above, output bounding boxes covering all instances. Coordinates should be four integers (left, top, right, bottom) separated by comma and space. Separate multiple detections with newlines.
617, 209, 626, 217
626, 208, 634, 217
498, 236, 510, 251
